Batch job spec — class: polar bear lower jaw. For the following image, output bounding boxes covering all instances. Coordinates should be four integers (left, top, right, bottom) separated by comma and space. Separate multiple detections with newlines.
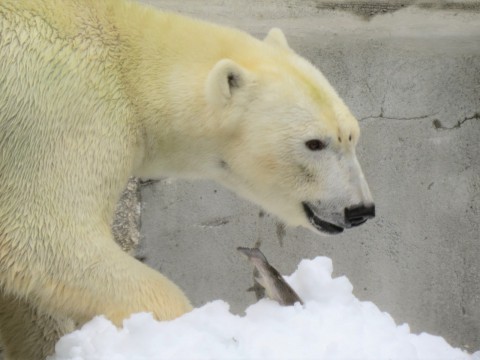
302, 202, 344, 235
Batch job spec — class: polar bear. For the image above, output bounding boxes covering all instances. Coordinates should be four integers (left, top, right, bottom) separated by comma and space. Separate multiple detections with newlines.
0, 0, 374, 358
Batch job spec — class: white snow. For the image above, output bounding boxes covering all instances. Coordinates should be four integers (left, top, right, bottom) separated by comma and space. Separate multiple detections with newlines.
50, 257, 472, 360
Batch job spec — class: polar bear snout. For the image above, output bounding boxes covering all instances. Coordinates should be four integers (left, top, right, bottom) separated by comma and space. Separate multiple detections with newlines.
302, 200, 375, 235
344, 204, 375, 228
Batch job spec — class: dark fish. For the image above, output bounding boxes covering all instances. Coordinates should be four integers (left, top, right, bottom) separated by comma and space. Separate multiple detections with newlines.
237, 247, 303, 306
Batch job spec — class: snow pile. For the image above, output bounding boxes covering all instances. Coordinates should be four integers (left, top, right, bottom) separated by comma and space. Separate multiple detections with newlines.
50, 257, 472, 360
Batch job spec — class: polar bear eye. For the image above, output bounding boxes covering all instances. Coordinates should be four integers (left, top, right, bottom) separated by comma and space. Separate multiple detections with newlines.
305, 139, 325, 151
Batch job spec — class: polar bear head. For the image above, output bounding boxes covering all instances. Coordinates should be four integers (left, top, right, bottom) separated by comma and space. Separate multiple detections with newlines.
202, 28, 374, 235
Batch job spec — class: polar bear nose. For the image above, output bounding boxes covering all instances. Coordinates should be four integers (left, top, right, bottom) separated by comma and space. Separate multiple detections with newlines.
344, 204, 375, 228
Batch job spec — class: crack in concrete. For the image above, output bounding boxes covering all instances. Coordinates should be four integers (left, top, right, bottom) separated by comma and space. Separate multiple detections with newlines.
433, 113, 480, 131
199, 217, 230, 228
359, 93, 442, 122
359, 113, 432, 122
360, 111, 479, 132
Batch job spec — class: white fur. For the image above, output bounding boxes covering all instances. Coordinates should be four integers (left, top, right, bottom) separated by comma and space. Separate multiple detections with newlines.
0, 1, 372, 359
264, 27, 291, 50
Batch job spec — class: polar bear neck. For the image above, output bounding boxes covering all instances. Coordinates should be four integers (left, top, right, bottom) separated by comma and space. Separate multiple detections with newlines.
111, 2, 275, 179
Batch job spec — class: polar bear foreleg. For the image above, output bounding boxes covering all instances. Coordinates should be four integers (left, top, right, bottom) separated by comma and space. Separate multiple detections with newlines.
16, 238, 190, 325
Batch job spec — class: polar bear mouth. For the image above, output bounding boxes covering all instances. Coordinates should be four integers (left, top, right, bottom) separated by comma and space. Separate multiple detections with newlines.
302, 202, 344, 235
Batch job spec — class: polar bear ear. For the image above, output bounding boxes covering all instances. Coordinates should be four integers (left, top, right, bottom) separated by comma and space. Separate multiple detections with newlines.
205, 59, 248, 107
264, 28, 290, 50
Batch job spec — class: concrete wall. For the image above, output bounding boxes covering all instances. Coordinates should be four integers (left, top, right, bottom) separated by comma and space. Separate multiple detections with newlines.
136, 0, 480, 351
